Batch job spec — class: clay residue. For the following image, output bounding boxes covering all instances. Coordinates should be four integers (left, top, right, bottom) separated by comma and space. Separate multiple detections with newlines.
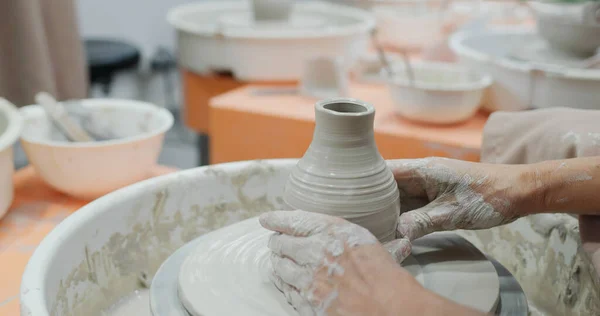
562, 131, 582, 146
458, 214, 600, 316
48, 161, 288, 316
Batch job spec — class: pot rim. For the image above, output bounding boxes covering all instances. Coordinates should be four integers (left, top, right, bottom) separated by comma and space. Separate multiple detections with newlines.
449, 28, 600, 80
387, 61, 494, 92
19, 98, 174, 149
315, 97, 376, 116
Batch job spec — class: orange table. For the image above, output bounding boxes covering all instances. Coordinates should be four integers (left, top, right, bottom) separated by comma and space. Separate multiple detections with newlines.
0, 166, 176, 315
208, 83, 487, 164
181, 70, 296, 165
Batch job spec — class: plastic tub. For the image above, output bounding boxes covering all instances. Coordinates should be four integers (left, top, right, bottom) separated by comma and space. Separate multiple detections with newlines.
167, 1, 375, 81
19, 99, 173, 199
450, 28, 600, 112
19, 159, 600, 315
387, 62, 492, 124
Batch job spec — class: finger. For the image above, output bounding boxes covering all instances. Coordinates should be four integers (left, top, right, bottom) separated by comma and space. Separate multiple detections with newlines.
397, 203, 455, 240
383, 238, 412, 264
269, 274, 315, 316
260, 210, 336, 237
271, 253, 313, 290
268, 233, 323, 265
386, 159, 429, 197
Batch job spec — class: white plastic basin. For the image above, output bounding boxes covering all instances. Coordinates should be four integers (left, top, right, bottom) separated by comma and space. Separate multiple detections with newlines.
168, 1, 375, 81
19, 159, 600, 315
450, 28, 600, 112
19, 99, 173, 200
388, 62, 492, 124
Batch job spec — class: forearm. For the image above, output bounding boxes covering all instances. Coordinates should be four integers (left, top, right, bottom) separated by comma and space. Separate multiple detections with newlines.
519, 157, 600, 215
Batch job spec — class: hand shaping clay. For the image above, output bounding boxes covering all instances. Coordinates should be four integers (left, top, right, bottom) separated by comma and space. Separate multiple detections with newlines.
283, 98, 400, 242
176, 217, 500, 316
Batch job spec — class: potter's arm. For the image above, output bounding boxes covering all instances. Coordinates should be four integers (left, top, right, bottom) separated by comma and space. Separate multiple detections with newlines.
388, 156, 600, 240
519, 156, 600, 216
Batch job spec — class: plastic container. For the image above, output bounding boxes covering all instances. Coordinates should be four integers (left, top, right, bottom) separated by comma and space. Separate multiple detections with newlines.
19, 99, 173, 199
167, 1, 375, 81
387, 62, 492, 124
450, 28, 600, 112
20, 159, 600, 315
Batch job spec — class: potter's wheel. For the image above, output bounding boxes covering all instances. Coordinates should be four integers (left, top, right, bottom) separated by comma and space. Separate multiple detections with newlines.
150, 217, 527, 316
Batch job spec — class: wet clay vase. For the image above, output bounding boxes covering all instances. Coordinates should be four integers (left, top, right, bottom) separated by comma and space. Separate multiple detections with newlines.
283, 98, 400, 242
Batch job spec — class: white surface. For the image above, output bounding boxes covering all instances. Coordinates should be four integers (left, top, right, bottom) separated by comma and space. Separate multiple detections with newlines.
449, 28, 600, 112
0, 99, 23, 219
178, 217, 498, 315
19, 99, 173, 199
387, 62, 492, 124
167, 1, 375, 81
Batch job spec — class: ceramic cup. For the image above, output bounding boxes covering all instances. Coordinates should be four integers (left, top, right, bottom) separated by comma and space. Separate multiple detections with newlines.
300, 56, 349, 99
252, 0, 295, 21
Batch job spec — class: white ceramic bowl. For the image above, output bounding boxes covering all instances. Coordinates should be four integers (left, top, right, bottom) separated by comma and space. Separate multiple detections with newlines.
530, 1, 600, 56
0, 99, 23, 218
20, 159, 600, 315
450, 28, 600, 112
19, 99, 173, 200
387, 62, 492, 124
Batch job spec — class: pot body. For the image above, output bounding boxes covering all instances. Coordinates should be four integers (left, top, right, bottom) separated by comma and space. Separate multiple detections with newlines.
283, 98, 400, 242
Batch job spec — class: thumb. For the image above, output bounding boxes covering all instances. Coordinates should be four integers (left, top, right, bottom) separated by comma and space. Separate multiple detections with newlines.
383, 237, 412, 264
397, 203, 454, 241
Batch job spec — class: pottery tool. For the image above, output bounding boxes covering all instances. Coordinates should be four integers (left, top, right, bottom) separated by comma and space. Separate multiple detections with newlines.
35, 92, 95, 142
370, 28, 395, 78
370, 28, 415, 86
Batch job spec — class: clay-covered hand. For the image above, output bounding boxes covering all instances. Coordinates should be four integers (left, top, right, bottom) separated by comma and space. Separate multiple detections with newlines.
259, 210, 477, 316
388, 158, 528, 241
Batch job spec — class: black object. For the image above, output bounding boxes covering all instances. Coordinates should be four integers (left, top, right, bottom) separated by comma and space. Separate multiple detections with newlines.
85, 38, 141, 94
151, 47, 210, 166
198, 134, 210, 166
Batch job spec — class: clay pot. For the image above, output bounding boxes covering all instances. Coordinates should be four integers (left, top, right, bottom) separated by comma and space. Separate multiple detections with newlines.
283, 98, 400, 242
251, 0, 294, 22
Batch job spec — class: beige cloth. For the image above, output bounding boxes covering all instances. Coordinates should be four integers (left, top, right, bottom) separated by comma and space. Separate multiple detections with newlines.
481, 108, 600, 164
0, 0, 88, 106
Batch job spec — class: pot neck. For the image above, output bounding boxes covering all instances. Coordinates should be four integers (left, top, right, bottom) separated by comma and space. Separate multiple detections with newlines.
312, 98, 376, 147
